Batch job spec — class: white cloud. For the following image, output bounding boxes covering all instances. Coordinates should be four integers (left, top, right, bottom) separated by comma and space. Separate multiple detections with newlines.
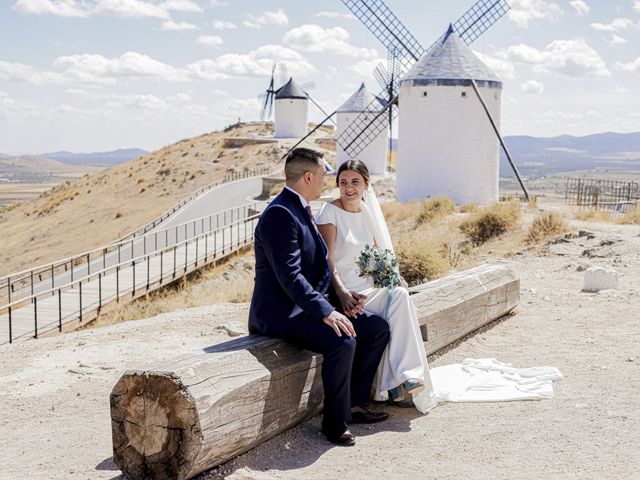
12, 0, 89, 17
243, 8, 288, 29
161, 0, 201, 13
54, 51, 190, 82
605, 34, 627, 46
208, 0, 227, 7
615, 56, 640, 72
0, 60, 65, 84
507, 0, 563, 28
474, 51, 516, 79
12, 0, 201, 19
634, 0, 640, 12
569, 0, 590, 15
500, 38, 610, 77
590, 18, 637, 31
520, 80, 544, 94
315, 11, 354, 20
198, 35, 223, 47
187, 45, 315, 80
106, 94, 168, 110
161, 19, 198, 30
283, 25, 378, 59
350, 58, 385, 78
212, 19, 236, 30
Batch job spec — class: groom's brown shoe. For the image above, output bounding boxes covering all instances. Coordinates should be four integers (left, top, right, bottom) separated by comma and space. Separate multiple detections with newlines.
322, 421, 356, 446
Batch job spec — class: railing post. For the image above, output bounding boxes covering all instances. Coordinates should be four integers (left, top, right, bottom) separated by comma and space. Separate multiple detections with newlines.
184, 239, 188, 273
195, 236, 199, 267
55, 288, 62, 332
155, 232, 158, 252
173, 247, 177, 278
79, 281, 83, 323
143, 235, 147, 256
7, 275, 11, 304
146, 256, 150, 290
205, 232, 208, 262
118, 244, 121, 264
116, 266, 120, 303
132, 261, 136, 296
51, 264, 55, 293
98, 272, 102, 309
30, 271, 34, 296
8, 306, 12, 343
71, 258, 74, 284
87, 253, 90, 277
160, 250, 164, 284
103, 248, 106, 270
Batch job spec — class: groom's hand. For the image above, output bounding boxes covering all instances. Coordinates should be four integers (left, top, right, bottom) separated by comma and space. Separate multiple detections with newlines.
323, 311, 356, 337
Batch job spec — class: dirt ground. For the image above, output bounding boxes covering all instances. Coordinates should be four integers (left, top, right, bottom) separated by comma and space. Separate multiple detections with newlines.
0, 216, 639, 480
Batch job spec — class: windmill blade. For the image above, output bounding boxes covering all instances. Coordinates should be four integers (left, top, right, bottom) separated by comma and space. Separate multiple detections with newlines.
259, 63, 277, 121
300, 81, 315, 91
340, 0, 424, 67
265, 92, 274, 121
373, 63, 388, 91
337, 0, 511, 159
304, 91, 337, 126
337, 101, 397, 158
279, 63, 289, 86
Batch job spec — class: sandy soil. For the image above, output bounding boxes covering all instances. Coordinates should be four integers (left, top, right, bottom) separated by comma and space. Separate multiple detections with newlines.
0, 214, 638, 479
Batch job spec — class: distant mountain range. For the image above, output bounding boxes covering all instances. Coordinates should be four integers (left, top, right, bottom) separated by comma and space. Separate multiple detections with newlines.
39, 148, 149, 166
390, 131, 640, 177
0, 155, 99, 182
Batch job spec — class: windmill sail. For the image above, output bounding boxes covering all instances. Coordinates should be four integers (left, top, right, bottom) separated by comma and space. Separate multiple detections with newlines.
337, 0, 511, 159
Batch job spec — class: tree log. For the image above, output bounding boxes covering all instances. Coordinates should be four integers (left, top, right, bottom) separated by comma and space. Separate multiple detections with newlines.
111, 262, 519, 479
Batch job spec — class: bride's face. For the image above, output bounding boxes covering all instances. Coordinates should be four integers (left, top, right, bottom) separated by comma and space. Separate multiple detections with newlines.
338, 170, 367, 204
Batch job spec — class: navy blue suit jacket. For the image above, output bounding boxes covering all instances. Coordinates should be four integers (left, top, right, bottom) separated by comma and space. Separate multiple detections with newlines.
249, 188, 335, 337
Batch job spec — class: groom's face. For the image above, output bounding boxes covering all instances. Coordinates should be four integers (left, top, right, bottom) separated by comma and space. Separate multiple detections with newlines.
308, 164, 326, 201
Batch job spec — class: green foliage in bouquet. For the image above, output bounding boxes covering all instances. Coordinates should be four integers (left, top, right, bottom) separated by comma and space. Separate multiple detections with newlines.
356, 244, 400, 289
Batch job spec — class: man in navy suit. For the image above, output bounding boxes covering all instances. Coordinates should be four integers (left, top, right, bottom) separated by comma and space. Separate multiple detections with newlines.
249, 147, 390, 446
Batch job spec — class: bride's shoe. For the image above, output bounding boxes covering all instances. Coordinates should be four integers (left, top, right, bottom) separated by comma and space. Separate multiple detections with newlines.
403, 379, 425, 396
388, 386, 405, 402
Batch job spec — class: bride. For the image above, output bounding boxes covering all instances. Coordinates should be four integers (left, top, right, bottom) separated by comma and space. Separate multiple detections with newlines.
316, 159, 437, 413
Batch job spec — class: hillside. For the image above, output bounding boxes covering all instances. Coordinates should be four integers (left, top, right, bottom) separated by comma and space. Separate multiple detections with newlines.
0, 122, 336, 277
0, 155, 99, 183
41, 148, 149, 166
501, 131, 640, 177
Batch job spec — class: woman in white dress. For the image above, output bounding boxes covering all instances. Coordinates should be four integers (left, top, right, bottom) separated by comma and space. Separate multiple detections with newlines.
316, 160, 437, 413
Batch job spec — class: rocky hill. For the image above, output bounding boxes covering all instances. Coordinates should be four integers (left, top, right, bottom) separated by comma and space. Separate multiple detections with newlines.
0, 155, 98, 183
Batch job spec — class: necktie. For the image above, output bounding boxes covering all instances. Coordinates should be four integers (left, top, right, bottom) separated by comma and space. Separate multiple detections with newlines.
305, 205, 315, 224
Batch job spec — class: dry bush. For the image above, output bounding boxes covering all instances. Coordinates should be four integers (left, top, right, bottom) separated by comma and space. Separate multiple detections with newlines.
574, 209, 613, 222
381, 201, 421, 223
526, 212, 567, 244
459, 201, 521, 246
36, 189, 79, 216
396, 238, 450, 285
459, 202, 478, 213
617, 204, 640, 224
416, 196, 455, 224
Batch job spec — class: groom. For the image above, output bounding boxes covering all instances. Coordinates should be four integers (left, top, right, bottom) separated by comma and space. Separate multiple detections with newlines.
249, 147, 390, 446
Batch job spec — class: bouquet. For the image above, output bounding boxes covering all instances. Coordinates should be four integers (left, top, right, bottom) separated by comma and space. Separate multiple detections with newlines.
356, 244, 400, 289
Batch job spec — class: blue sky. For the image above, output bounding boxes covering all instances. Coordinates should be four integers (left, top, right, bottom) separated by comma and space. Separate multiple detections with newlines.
1, 0, 639, 155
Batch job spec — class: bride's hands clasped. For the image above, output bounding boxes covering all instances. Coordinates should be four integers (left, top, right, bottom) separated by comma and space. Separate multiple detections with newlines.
337, 289, 367, 318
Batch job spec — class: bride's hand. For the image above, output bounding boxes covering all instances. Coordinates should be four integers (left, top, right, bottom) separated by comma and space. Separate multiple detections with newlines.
338, 289, 366, 318
398, 276, 409, 288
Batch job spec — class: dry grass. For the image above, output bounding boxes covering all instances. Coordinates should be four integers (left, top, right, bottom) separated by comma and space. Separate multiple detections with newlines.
574, 209, 613, 222
459, 202, 478, 213
459, 200, 521, 246
416, 196, 455, 224
381, 200, 421, 223
526, 212, 567, 244
396, 236, 450, 285
618, 204, 640, 224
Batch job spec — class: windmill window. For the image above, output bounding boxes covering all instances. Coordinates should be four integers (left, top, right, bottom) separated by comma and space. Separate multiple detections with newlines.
461, 91, 467, 98
422, 91, 428, 97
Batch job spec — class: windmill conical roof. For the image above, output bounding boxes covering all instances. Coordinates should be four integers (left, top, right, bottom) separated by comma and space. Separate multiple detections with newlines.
337, 82, 384, 113
275, 77, 307, 100
400, 26, 501, 89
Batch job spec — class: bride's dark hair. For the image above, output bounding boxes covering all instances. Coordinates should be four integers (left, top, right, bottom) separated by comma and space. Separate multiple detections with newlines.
336, 160, 370, 188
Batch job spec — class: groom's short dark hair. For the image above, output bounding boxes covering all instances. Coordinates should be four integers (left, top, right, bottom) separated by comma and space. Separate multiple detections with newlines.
284, 147, 324, 182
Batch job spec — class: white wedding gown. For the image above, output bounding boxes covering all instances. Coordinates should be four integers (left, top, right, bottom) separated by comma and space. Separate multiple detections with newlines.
317, 202, 563, 413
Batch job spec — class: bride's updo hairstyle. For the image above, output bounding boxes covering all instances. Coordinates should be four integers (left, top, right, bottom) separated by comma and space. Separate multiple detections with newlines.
336, 159, 370, 188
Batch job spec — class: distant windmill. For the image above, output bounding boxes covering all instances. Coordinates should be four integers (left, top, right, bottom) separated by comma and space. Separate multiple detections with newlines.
337, 0, 529, 203
258, 62, 319, 122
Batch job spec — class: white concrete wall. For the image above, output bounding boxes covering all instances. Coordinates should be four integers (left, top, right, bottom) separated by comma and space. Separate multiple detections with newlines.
274, 98, 308, 138
336, 112, 389, 175
397, 84, 501, 204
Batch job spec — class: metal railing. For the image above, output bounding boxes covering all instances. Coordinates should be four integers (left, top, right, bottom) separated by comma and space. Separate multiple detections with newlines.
0, 203, 260, 310
1, 210, 261, 344
565, 177, 640, 213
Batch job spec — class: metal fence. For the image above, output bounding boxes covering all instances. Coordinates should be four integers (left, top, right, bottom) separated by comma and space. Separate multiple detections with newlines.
565, 177, 640, 212
1, 207, 261, 344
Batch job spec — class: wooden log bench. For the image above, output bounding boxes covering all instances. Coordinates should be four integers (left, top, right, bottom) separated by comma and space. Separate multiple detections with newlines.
110, 262, 519, 479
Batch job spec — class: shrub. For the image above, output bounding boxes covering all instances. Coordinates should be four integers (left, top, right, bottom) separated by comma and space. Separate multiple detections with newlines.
416, 196, 455, 224
459, 201, 521, 245
396, 240, 450, 286
618, 204, 640, 225
526, 212, 566, 244
459, 202, 478, 213
574, 209, 612, 222
381, 201, 421, 223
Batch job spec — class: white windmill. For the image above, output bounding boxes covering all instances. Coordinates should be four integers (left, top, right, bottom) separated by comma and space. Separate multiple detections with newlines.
336, 0, 529, 203
274, 77, 309, 138
336, 83, 387, 175
397, 25, 502, 203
